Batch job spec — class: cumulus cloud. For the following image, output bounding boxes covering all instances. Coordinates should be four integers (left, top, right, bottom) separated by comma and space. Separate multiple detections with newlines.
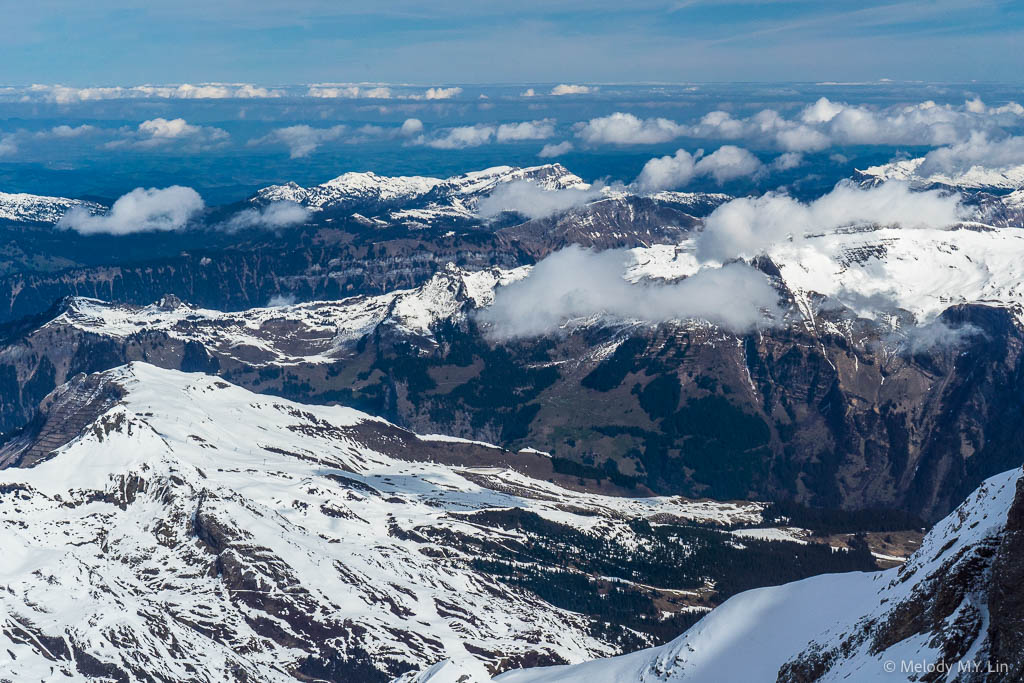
575, 112, 686, 145
634, 149, 698, 191
423, 87, 462, 100
538, 141, 573, 158
696, 181, 965, 263
521, 88, 537, 97
496, 119, 556, 142
400, 118, 424, 136
58, 186, 205, 235
477, 246, 781, 339
694, 145, 763, 183
551, 84, 594, 96
633, 145, 764, 191
224, 201, 309, 231
476, 180, 603, 220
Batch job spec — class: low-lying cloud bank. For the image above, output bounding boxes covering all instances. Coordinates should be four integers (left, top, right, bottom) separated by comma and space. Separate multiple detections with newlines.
477, 246, 780, 339
476, 180, 603, 220
58, 186, 205, 235
696, 180, 966, 263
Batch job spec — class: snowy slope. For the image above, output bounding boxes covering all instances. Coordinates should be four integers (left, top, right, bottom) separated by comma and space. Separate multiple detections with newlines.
858, 158, 1024, 191
0, 363, 766, 681
434, 466, 1024, 683
48, 265, 529, 365
254, 164, 591, 227
0, 191, 105, 223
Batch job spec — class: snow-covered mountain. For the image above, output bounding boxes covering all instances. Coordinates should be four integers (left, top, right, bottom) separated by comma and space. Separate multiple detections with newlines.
3, 362, 829, 681
253, 164, 592, 227
0, 191, 104, 224
856, 157, 1024, 191
415, 465, 1024, 682
46, 265, 527, 365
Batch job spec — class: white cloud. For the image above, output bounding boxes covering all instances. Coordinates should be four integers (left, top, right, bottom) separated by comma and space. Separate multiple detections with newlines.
551, 84, 594, 96
901, 319, 982, 353
266, 294, 297, 307
521, 88, 537, 97
575, 112, 686, 145
418, 124, 495, 149
225, 201, 309, 231
476, 180, 602, 220
634, 149, 698, 192
800, 97, 845, 124
633, 145, 764, 191
696, 181, 965, 263
694, 145, 763, 183
25, 83, 281, 103
46, 124, 96, 138
106, 118, 229, 150
538, 141, 573, 158
496, 119, 556, 142
306, 85, 392, 99
400, 118, 424, 136
58, 186, 204, 235
771, 152, 804, 170
477, 246, 780, 339
677, 97, 1024, 153
423, 86, 463, 100
138, 117, 199, 139
918, 132, 1024, 176
251, 124, 347, 158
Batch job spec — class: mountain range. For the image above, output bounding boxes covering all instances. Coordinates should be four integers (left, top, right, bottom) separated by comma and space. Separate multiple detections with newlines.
1, 159, 1023, 681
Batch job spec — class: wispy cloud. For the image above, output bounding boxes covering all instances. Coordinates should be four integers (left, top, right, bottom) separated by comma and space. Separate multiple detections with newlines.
476, 180, 603, 220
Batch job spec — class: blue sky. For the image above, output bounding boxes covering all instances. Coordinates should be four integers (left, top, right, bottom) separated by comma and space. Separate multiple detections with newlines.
2, 0, 1023, 84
